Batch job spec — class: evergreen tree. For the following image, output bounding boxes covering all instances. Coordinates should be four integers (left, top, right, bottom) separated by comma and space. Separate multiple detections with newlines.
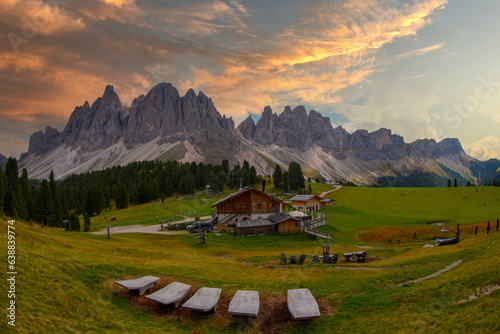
20, 169, 34, 220
447, 179, 452, 187
136, 179, 151, 204
273, 165, 283, 189
241, 169, 249, 187
288, 162, 305, 191
454, 178, 458, 187
0, 168, 6, 214
49, 171, 62, 226
83, 212, 91, 232
243, 160, 250, 172
179, 172, 195, 194
6, 158, 28, 220
466, 181, 471, 187
308, 184, 312, 193
282, 171, 289, 191
69, 212, 80, 231
60, 191, 70, 220
164, 177, 174, 197
113, 182, 129, 209
4, 187, 18, 218
150, 179, 160, 201
35, 180, 53, 226
249, 166, 257, 185
221, 159, 230, 174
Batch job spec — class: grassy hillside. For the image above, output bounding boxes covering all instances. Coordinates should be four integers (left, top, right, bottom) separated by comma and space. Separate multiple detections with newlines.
1, 186, 499, 333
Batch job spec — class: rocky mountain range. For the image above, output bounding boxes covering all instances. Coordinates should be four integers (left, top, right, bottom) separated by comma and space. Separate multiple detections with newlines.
19, 83, 500, 186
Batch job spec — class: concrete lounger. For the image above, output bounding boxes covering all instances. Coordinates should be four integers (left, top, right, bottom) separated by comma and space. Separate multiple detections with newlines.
145, 282, 192, 308
182, 287, 222, 312
228, 290, 260, 317
287, 288, 320, 320
114, 276, 160, 296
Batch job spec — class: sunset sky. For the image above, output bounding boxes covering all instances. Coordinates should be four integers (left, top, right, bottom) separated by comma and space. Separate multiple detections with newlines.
1, 0, 499, 160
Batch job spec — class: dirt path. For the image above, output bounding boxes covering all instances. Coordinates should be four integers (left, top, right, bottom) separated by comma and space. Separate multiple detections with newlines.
90, 215, 212, 235
396, 260, 462, 287
319, 185, 342, 198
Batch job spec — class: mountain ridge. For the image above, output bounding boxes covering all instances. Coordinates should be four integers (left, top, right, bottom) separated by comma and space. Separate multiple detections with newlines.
19, 83, 500, 185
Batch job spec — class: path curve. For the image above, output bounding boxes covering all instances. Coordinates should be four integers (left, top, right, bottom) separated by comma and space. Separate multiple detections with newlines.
319, 185, 342, 198
396, 260, 463, 287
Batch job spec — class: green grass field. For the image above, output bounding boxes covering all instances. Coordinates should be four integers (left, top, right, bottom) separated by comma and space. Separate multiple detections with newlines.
1, 186, 499, 333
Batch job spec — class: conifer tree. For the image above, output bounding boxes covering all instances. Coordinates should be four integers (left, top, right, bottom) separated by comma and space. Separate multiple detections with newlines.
113, 182, 129, 209
20, 169, 34, 220
6, 158, 28, 220
49, 171, 62, 226
0, 168, 6, 214
273, 165, 283, 189
83, 212, 91, 232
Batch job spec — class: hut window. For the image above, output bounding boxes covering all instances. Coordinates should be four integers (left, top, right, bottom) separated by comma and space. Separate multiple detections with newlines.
225, 203, 230, 208
236, 203, 241, 208
271, 203, 276, 208
295, 222, 300, 227
257, 203, 262, 209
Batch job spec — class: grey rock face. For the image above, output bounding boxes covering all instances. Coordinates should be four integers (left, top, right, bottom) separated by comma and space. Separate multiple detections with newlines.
22, 83, 240, 159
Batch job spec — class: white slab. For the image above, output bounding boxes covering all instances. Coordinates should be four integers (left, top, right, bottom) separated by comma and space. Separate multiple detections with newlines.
228, 290, 260, 317
182, 287, 222, 312
287, 288, 320, 320
146, 282, 191, 308
114, 276, 160, 296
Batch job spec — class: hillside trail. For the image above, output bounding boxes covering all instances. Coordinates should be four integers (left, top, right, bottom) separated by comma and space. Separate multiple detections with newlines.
319, 185, 342, 198
90, 215, 211, 235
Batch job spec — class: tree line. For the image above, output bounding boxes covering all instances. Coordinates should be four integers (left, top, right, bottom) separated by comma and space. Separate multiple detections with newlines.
0, 158, 266, 229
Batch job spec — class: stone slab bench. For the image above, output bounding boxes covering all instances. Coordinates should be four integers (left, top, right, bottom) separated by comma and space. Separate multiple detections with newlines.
114, 276, 160, 296
342, 251, 367, 263
182, 287, 222, 313
287, 288, 320, 320
228, 290, 260, 317
145, 282, 191, 308
437, 237, 458, 246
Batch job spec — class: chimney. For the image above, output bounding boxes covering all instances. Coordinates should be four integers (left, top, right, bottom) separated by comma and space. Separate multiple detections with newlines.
280, 194, 283, 213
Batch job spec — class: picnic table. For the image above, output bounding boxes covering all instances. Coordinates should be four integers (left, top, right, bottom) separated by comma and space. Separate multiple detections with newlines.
145, 282, 191, 308
228, 290, 260, 317
287, 288, 320, 320
182, 287, 222, 313
342, 251, 367, 263
114, 276, 160, 296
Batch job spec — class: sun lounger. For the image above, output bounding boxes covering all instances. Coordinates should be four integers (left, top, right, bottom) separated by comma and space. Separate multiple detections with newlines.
114, 276, 160, 296
182, 287, 222, 312
287, 288, 320, 320
145, 282, 191, 308
228, 290, 259, 317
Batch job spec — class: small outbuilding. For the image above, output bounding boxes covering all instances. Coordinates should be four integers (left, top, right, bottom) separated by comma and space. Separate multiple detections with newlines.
290, 195, 324, 213
234, 212, 302, 236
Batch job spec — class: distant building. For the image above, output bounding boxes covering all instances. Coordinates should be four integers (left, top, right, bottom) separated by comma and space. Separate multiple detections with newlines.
290, 194, 333, 212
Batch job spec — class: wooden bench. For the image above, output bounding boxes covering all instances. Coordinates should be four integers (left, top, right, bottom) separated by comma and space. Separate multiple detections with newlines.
114, 276, 160, 296
228, 290, 259, 317
145, 282, 191, 308
287, 288, 320, 320
182, 287, 222, 313
343, 251, 367, 263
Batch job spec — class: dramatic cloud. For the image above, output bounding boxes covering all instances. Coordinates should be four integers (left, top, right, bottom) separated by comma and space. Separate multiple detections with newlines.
1, 0, 499, 160
465, 136, 500, 161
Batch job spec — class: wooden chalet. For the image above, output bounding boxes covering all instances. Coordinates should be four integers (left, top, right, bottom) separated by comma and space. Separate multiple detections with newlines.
212, 186, 287, 225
